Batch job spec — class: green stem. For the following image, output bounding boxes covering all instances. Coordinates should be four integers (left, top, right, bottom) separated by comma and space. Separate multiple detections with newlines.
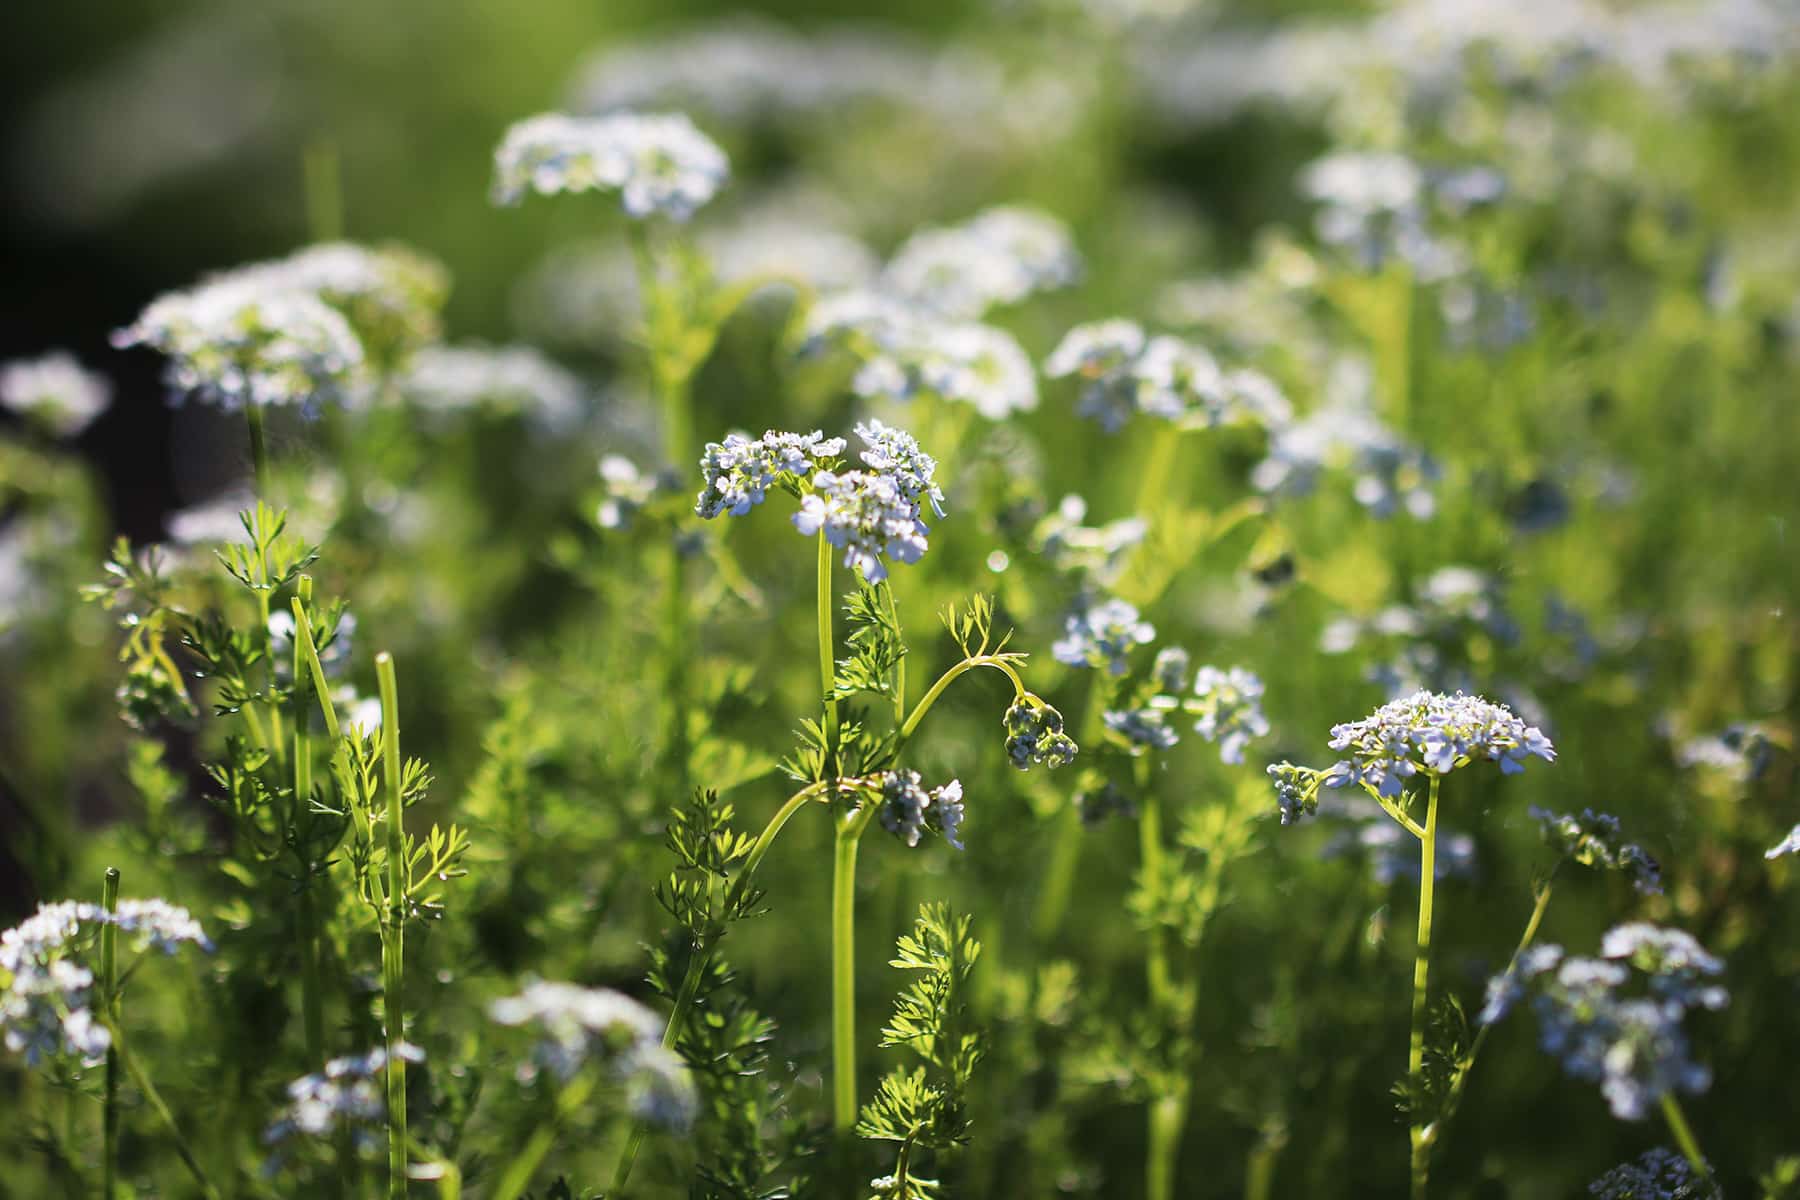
665, 540, 691, 796
101, 867, 120, 1200
491, 1073, 595, 1200
103, 1018, 221, 1200
1032, 679, 1110, 942
1244, 1125, 1285, 1200
882, 582, 906, 722
897, 655, 1025, 744
1660, 1094, 1712, 1186
819, 532, 839, 769
1407, 775, 1441, 1200
1138, 764, 1170, 1008
831, 810, 870, 1132
376, 653, 408, 1200
608, 782, 829, 1194
294, 579, 327, 1074
1146, 1088, 1187, 1200
246, 405, 270, 499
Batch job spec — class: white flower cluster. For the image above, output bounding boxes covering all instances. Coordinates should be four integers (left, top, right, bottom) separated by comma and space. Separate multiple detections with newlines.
1045, 319, 1291, 433
694, 429, 848, 519
397, 344, 586, 434
1, 899, 211, 1068
1103, 656, 1271, 764
262, 1043, 425, 1165
881, 206, 1081, 320
1300, 151, 1468, 279
697, 422, 945, 583
489, 981, 695, 1129
1251, 362, 1440, 520
567, 17, 1012, 130
490, 111, 728, 221
1326, 689, 1556, 798
0, 351, 111, 437
1052, 595, 1155, 675
114, 242, 446, 412
798, 206, 1077, 420
876, 770, 968, 849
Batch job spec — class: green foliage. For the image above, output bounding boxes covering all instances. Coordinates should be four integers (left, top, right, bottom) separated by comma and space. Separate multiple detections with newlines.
858, 905, 986, 1197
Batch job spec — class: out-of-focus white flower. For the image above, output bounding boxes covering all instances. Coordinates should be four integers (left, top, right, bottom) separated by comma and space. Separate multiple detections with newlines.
882, 205, 1081, 320
0, 352, 111, 437
491, 111, 728, 221
397, 344, 587, 434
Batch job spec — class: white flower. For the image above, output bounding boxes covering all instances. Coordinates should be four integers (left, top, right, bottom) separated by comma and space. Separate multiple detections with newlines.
882, 205, 1080, 319
398, 344, 586, 433
0, 352, 111, 436
114, 277, 366, 412
792, 469, 929, 583
491, 111, 728, 220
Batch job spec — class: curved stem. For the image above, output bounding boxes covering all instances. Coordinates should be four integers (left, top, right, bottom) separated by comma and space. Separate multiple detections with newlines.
1407, 775, 1441, 1200
376, 653, 408, 1200
1659, 1094, 1712, 1186
1435, 879, 1555, 1150
101, 867, 120, 1200
103, 1018, 220, 1200
897, 655, 1024, 744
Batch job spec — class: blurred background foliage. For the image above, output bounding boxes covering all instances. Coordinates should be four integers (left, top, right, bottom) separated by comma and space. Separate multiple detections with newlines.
2, 0, 1799, 1196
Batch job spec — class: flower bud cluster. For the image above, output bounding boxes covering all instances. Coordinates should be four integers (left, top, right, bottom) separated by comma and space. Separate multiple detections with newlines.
262, 1043, 426, 1165
1004, 695, 1079, 770
1531, 807, 1663, 895
876, 770, 967, 849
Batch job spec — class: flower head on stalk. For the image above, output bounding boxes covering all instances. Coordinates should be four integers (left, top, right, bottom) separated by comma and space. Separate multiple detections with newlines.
490, 111, 729, 221
1477, 923, 1727, 1121
1324, 689, 1555, 799
696, 422, 946, 583
1, 899, 211, 1069
1186, 666, 1271, 765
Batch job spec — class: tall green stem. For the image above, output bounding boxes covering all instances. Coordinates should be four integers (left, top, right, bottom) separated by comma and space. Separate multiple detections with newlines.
100, 867, 120, 1200
1407, 775, 1441, 1200
294, 578, 326, 1073
818, 532, 839, 767
103, 1018, 221, 1200
376, 653, 408, 1199
1032, 679, 1109, 942
246, 405, 271, 498
1660, 1094, 1712, 1186
1146, 1091, 1186, 1200
831, 812, 867, 1131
